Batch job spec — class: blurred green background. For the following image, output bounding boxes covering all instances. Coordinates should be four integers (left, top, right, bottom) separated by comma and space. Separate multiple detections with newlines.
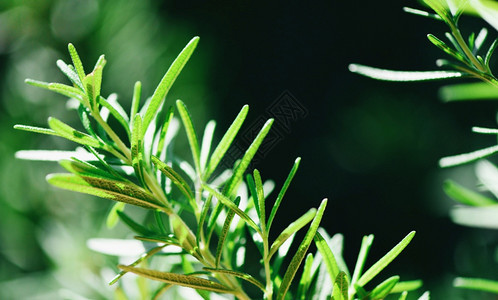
1, 0, 498, 299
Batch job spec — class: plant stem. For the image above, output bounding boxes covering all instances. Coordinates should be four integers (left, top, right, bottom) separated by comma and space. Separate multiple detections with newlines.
449, 23, 487, 73
263, 233, 273, 300
92, 110, 132, 163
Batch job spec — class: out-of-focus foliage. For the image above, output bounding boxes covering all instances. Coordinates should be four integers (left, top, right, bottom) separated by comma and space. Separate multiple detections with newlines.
0, 1, 211, 299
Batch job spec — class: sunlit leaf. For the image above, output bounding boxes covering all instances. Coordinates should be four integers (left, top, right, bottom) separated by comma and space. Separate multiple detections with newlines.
56, 59, 84, 91
370, 275, 400, 299
118, 265, 235, 294
348, 64, 463, 81
439, 145, 498, 167
269, 208, 316, 259
204, 105, 249, 180
47, 173, 163, 209
296, 254, 314, 299
204, 267, 266, 293
332, 271, 348, 300
313, 231, 340, 284
439, 82, 498, 101
443, 180, 496, 206
277, 199, 327, 300
391, 280, 424, 293
143, 37, 199, 132
356, 231, 416, 287
176, 100, 201, 174
215, 197, 240, 267
454, 277, 498, 293
450, 205, 498, 228
351, 234, 374, 290
99, 95, 131, 137
152, 156, 194, 201
68, 43, 86, 82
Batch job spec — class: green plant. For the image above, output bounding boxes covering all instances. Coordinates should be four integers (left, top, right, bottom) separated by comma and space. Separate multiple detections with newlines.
16, 37, 423, 299
350, 0, 498, 297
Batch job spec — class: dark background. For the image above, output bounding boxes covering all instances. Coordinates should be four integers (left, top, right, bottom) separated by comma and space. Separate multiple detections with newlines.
1, 0, 497, 298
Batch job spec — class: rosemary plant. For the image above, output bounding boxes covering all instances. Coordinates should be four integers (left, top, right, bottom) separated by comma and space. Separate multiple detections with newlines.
16, 37, 422, 299
350, 0, 498, 296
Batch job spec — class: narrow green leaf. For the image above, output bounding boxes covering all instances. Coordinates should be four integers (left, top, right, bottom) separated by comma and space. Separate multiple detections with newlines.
443, 180, 496, 206
439, 145, 498, 167
48, 117, 110, 150
439, 82, 498, 102
253, 169, 266, 227
143, 37, 199, 132
399, 291, 408, 300
99, 96, 131, 137
200, 120, 216, 173
391, 280, 423, 293
47, 173, 163, 210
77, 104, 98, 138
351, 234, 374, 289
14, 124, 57, 136
370, 275, 400, 299
427, 34, 467, 62
130, 81, 142, 124
215, 196, 240, 267
475, 28, 488, 53
418, 291, 430, 300
313, 231, 340, 284
204, 105, 249, 180
155, 106, 175, 159
25, 79, 86, 102
332, 271, 348, 300
204, 267, 266, 293
349, 64, 463, 81
109, 245, 166, 285
151, 156, 194, 201
485, 39, 498, 67
268, 157, 300, 230
402, 7, 443, 20
356, 231, 416, 287
59, 159, 120, 182
454, 277, 498, 294
269, 208, 316, 259
297, 253, 314, 300
107, 202, 126, 228
68, 43, 86, 82
450, 206, 498, 229
246, 173, 261, 220
272, 233, 296, 276
196, 194, 212, 249
277, 198, 328, 300
203, 184, 260, 233
118, 265, 235, 294
176, 100, 201, 174
224, 118, 274, 197
56, 59, 84, 91
131, 114, 145, 184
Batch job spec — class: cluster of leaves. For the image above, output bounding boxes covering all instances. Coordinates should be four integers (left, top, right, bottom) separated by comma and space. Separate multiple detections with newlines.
350, 0, 498, 296
16, 38, 424, 299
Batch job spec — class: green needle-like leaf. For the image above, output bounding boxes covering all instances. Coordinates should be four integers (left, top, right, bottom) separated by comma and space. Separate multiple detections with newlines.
176, 100, 201, 174
200, 120, 216, 173
269, 208, 316, 259
485, 39, 498, 68
439, 145, 498, 167
439, 82, 498, 102
348, 64, 463, 81
351, 234, 374, 289
277, 198, 327, 300
370, 275, 400, 299
356, 231, 416, 287
215, 196, 240, 267
427, 34, 467, 62
332, 271, 349, 300
68, 43, 86, 82
224, 118, 274, 197
47, 117, 110, 150
99, 96, 131, 138
253, 169, 266, 227
267, 157, 300, 231
14, 124, 57, 136
443, 180, 496, 206
297, 253, 314, 299
151, 156, 194, 201
47, 173, 163, 210
454, 277, 498, 294
56, 59, 84, 91
391, 280, 423, 293
313, 231, 340, 284
203, 184, 260, 233
204, 105, 249, 180
143, 37, 199, 132
118, 265, 235, 294
155, 106, 175, 159
203, 267, 266, 293
25, 79, 87, 103
131, 114, 146, 184
130, 81, 142, 124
